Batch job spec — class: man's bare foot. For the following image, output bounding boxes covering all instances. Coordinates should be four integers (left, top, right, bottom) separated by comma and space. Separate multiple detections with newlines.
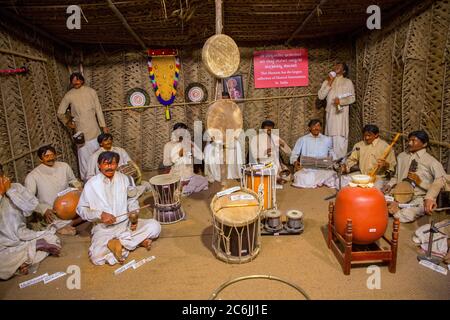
17, 263, 29, 275
36, 239, 61, 256
107, 239, 125, 264
139, 239, 152, 251
387, 201, 400, 215
57, 225, 77, 236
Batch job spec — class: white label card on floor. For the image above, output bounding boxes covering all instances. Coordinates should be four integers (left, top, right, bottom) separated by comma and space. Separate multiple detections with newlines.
133, 256, 156, 269
19, 273, 49, 289
419, 260, 448, 275
43, 272, 67, 284
114, 259, 136, 275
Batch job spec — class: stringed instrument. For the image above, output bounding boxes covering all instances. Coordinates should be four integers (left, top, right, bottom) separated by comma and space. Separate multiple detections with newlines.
368, 132, 401, 182
392, 159, 418, 203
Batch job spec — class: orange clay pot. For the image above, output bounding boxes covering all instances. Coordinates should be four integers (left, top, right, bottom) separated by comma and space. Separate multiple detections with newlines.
53, 190, 81, 220
334, 186, 388, 245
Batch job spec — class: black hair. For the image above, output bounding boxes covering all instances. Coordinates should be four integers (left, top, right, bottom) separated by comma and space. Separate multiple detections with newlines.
261, 120, 275, 129
337, 62, 349, 77
97, 133, 113, 144
97, 151, 120, 165
362, 124, 379, 135
173, 122, 188, 131
409, 130, 429, 145
37, 145, 56, 159
70, 72, 85, 83
308, 119, 322, 127
0, 163, 3, 175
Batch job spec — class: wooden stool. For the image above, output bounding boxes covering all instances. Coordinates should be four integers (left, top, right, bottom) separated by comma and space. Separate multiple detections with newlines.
327, 202, 400, 275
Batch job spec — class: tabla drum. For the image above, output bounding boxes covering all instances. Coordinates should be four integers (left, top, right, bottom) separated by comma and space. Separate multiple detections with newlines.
264, 209, 283, 232
149, 174, 185, 224
202, 34, 240, 79
285, 210, 304, 233
241, 164, 276, 211
53, 188, 81, 220
206, 99, 243, 146
118, 160, 142, 185
210, 188, 262, 263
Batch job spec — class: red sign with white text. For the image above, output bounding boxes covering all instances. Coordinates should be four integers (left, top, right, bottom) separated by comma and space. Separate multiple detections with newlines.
253, 49, 308, 88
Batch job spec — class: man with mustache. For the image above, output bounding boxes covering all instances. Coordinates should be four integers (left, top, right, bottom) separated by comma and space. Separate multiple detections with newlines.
25, 145, 82, 235
0, 164, 61, 279
86, 133, 131, 181
77, 151, 161, 265
57, 72, 109, 181
383, 131, 446, 223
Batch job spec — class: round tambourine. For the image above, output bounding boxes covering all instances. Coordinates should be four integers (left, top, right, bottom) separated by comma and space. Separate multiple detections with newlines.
126, 88, 150, 111
185, 82, 208, 103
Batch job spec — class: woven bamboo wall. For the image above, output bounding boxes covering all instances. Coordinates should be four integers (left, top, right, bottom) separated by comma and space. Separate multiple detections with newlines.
0, 24, 77, 183
81, 40, 355, 171
355, 0, 450, 165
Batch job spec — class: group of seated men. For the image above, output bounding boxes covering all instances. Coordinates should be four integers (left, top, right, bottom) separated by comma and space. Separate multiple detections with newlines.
1, 119, 449, 279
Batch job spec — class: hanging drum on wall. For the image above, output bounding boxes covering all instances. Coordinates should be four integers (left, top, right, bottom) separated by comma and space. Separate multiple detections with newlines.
126, 88, 150, 112
202, 34, 240, 78
185, 82, 208, 103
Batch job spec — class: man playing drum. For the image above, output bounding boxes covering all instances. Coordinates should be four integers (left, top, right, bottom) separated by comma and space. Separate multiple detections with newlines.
77, 151, 161, 265
163, 123, 208, 195
249, 120, 292, 184
0, 164, 61, 279
25, 145, 82, 236
383, 131, 446, 223
342, 124, 396, 189
290, 119, 337, 188
57, 72, 109, 181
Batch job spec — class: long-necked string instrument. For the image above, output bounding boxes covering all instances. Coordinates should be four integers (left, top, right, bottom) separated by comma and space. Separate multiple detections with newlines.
369, 132, 401, 181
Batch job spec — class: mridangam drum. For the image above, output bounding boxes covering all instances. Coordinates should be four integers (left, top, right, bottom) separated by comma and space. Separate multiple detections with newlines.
149, 174, 185, 224
241, 164, 276, 211
211, 188, 262, 263
118, 160, 142, 185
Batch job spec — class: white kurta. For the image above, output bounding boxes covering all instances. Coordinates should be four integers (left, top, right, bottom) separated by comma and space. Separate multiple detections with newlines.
77, 172, 161, 265
318, 75, 355, 159
86, 146, 132, 181
0, 184, 60, 280
25, 162, 81, 230
249, 131, 291, 177
291, 133, 337, 188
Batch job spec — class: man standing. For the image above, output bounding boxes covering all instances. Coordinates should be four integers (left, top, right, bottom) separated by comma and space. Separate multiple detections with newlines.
57, 72, 108, 181
25, 145, 82, 235
290, 119, 336, 188
343, 124, 396, 189
77, 151, 161, 265
0, 164, 61, 280
383, 131, 446, 223
318, 62, 355, 159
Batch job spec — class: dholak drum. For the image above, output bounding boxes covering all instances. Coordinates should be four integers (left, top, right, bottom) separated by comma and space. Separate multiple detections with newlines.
118, 160, 142, 185
210, 188, 263, 264
149, 174, 185, 224
241, 164, 276, 211
53, 188, 81, 220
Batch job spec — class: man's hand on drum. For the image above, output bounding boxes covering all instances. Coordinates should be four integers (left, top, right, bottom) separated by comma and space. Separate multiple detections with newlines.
101, 212, 116, 225
44, 209, 56, 224
294, 161, 302, 172
407, 172, 422, 186
424, 198, 437, 215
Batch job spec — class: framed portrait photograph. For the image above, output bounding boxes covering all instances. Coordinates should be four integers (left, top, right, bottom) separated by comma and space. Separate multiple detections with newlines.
222, 75, 244, 100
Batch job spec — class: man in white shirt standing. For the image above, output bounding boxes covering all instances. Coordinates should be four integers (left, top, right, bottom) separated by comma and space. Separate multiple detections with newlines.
57, 72, 108, 181
77, 151, 161, 265
25, 145, 82, 235
318, 62, 355, 159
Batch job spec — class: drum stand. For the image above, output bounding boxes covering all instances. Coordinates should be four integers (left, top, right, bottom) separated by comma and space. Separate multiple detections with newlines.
327, 202, 400, 275
417, 219, 450, 265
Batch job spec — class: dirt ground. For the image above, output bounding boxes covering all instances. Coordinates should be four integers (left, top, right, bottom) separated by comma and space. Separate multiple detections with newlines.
0, 178, 449, 300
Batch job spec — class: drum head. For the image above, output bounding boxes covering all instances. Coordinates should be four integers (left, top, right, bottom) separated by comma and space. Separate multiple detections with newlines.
286, 210, 303, 220
392, 181, 414, 203
207, 99, 242, 143
149, 173, 180, 186
202, 34, 240, 78
212, 190, 260, 227
265, 209, 281, 218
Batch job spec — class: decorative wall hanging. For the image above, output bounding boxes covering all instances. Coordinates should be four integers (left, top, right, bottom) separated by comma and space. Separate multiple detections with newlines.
0, 66, 28, 75
185, 82, 208, 103
147, 49, 180, 120
126, 88, 150, 111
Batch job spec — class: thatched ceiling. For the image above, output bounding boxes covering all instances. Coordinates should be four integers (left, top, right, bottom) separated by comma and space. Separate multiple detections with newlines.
0, 0, 417, 48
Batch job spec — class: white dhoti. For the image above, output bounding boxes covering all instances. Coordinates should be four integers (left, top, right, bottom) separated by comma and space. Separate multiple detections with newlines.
78, 138, 99, 181
331, 136, 348, 160
89, 219, 161, 266
292, 169, 336, 188
393, 196, 425, 223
